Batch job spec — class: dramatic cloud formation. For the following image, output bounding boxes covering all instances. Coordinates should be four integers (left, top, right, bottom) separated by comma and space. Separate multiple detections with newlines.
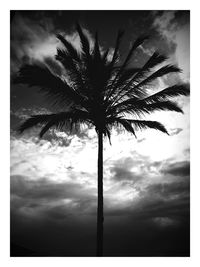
153, 11, 190, 83
11, 13, 57, 74
10, 11, 190, 256
161, 160, 190, 177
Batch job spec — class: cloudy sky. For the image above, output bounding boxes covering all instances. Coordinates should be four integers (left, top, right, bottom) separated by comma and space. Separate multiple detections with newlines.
10, 10, 190, 256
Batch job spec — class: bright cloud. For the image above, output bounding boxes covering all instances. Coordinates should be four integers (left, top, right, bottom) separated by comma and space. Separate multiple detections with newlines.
10, 11, 190, 256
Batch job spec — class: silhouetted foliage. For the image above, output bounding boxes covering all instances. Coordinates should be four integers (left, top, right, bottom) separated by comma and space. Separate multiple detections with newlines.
15, 24, 189, 140
14, 23, 190, 256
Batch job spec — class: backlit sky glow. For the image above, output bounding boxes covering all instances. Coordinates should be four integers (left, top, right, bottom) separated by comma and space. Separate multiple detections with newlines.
10, 10, 190, 256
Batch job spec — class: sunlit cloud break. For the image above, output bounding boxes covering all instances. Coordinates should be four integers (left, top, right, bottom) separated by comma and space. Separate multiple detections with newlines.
10, 10, 190, 257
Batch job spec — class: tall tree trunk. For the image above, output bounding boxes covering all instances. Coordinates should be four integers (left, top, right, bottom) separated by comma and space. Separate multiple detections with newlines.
96, 131, 104, 256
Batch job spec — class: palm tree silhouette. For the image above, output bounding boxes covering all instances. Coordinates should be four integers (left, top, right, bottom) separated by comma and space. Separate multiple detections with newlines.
14, 23, 189, 256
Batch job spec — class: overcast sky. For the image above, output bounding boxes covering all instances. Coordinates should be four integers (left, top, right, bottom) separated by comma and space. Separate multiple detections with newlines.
10, 10, 190, 256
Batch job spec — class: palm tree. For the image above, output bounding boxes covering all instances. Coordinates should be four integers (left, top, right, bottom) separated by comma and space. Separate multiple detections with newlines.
14, 23, 189, 256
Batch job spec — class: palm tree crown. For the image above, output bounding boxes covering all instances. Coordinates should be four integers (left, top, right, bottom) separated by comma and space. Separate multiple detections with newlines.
14, 23, 189, 139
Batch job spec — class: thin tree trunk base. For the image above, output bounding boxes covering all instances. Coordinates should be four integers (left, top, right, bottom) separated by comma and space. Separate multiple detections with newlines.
96, 131, 104, 256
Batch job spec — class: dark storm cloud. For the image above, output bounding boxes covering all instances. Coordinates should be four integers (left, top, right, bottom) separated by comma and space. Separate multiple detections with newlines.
106, 156, 190, 225
110, 155, 145, 182
106, 178, 189, 229
110, 166, 142, 183
152, 10, 189, 40
109, 153, 190, 184
11, 168, 190, 223
11, 175, 95, 201
167, 11, 190, 28
10, 10, 180, 75
11, 175, 97, 221
125, 195, 190, 238
11, 11, 57, 74
10, 113, 23, 130
135, 193, 189, 223
145, 180, 189, 199
109, 154, 190, 183
161, 161, 190, 177
10, 172, 190, 256
151, 10, 190, 85
103, 181, 189, 256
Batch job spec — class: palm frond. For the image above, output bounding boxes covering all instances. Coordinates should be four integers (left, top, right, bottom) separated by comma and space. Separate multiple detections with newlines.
129, 119, 169, 134
56, 34, 80, 62
105, 36, 148, 101
115, 100, 183, 116
39, 109, 90, 137
110, 52, 168, 104
133, 52, 168, 81
76, 23, 90, 57
19, 109, 91, 137
110, 29, 124, 66
136, 64, 181, 89
113, 84, 189, 112
55, 48, 75, 69
122, 35, 149, 69
103, 126, 112, 145
93, 32, 101, 61
109, 117, 137, 138
14, 64, 85, 108
114, 68, 141, 87
102, 30, 124, 92
102, 49, 110, 64
39, 114, 70, 137
113, 64, 181, 106
140, 84, 190, 104
18, 113, 60, 133
55, 48, 86, 96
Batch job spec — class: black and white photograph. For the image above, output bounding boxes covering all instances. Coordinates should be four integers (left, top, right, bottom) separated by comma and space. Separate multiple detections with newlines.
10, 10, 190, 257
